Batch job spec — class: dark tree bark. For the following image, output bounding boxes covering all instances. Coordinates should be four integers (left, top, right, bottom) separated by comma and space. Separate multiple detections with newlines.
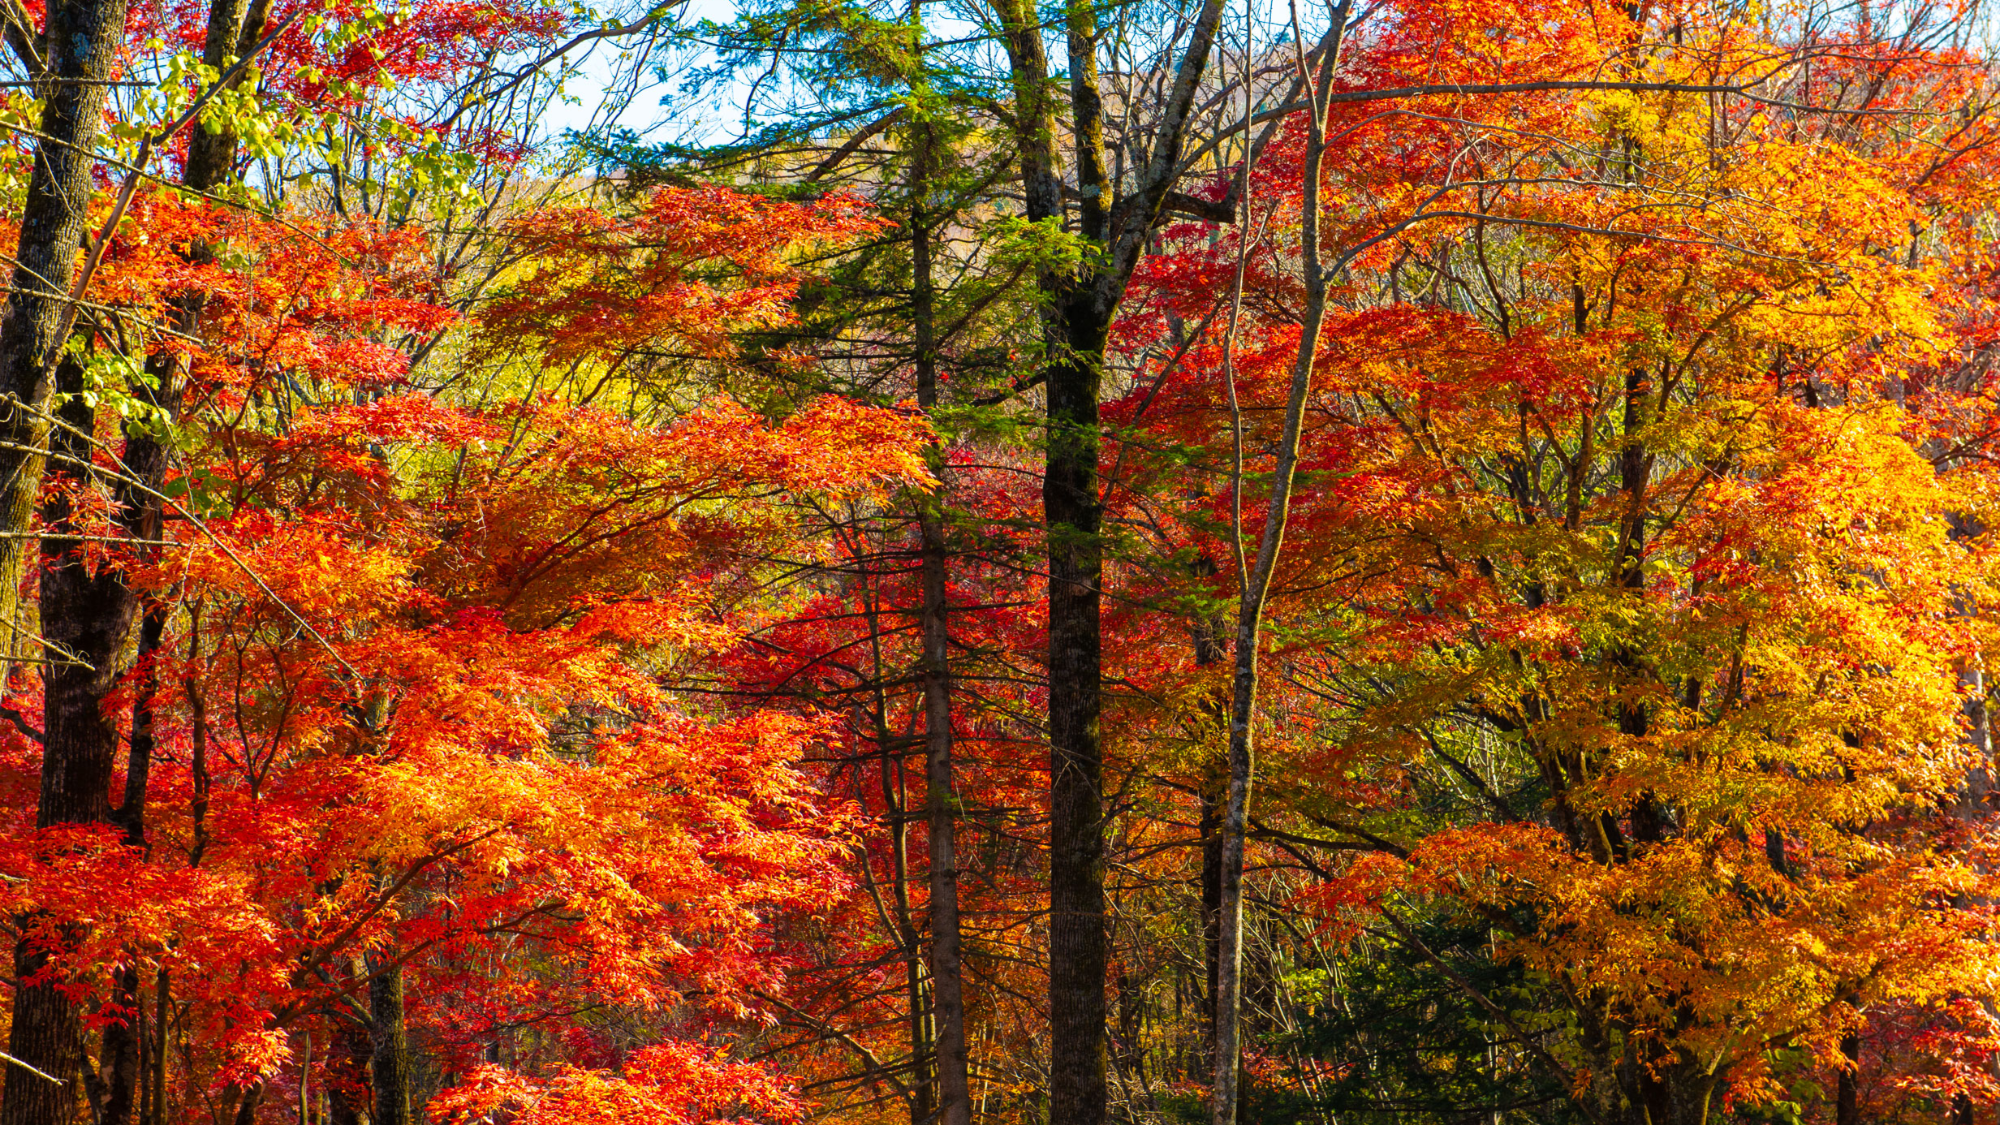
231, 1082, 262, 1125
87, 0, 268, 1103
1, 358, 128, 1125
1041, 49, 1117, 1117
1836, 1032, 1860, 1125
1044, 322, 1110, 1125
911, 114, 973, 1125
99, 964, 144, 1125
0, 939, 86, 1125
0, 0, 261, 1102
100, 595, 166, 1125
0, 0, 133, 689
369, 959, 413, 1125
986, 0, 1232, 1117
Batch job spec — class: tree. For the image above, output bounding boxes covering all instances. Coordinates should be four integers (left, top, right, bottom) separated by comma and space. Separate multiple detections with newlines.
0, 41, 931, 1109
13, 0, 2000, 1117
1114, 0, 2000, 1119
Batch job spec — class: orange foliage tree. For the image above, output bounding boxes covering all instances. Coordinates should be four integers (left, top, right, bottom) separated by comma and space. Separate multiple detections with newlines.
1107, 0, 2000, 1120
0, 130, 927, 1123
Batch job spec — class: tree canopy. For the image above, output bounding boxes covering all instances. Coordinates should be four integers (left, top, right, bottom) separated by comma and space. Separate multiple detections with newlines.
4, 0, 2000, 1122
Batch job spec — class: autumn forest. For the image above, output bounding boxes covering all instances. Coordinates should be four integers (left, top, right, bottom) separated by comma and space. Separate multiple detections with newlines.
0, 0, 1996, 1121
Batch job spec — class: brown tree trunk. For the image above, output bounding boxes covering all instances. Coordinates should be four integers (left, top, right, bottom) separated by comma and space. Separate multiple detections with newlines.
231, 1082, 262, 1125
911, 115, 973, 1125
62, 0, 266, 1112
1, 358, 129, 1125
101, 590, 165, 1125
1045, 328, 1108, 1125
0, 0, 134, 692
99, 965, 144, 1125
1836, 1032, 1860, 1125
990, 2, 1102, 1117
369, 958, 412, 1125
1192, 585, 1226, 1084
1208, 20, 1345, 1116
986, 0, 1234, 1117
0, 943, 86, 1125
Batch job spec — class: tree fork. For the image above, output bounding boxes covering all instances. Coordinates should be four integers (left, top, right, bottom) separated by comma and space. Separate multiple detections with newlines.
988, 0, 1239, 1114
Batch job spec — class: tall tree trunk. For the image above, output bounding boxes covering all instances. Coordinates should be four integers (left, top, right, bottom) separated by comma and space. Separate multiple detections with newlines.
0, 0, 134, 690
987, 0, 1235, 1117
1209, 16, 1348, 1125
80, 0, 266, 1111
991, 1, 1100, 1118
0, 942, 85, 1125
0, 5, 139, 1109
101, 584, 166, 1125
1192, 561, 1226, 1085
1045, 17, 1113, 1120
908, 934, 935, 1125
1045, 324, 1108, 1125
1, 359, 129, 1125
911, 112, 974, 1125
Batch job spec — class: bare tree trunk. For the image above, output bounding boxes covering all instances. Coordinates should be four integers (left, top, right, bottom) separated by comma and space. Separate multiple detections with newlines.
987, 0, 1236, 1118
369, 959, 411, 1125
2, 356, 126, 1125
1211, 11, 1349, 1123
1835, 1032, 1860, 1125
71, 0, 267, 1098
1192, 560, 1227, 1087
990, 2, 1103, 1118
0, 1, 141, 1108
0, 0, 133, 690
0, 945, 85, 1125
101, 516, 168, 1125
911, 112, 973, 1125
1045, 318, 1109, 1125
